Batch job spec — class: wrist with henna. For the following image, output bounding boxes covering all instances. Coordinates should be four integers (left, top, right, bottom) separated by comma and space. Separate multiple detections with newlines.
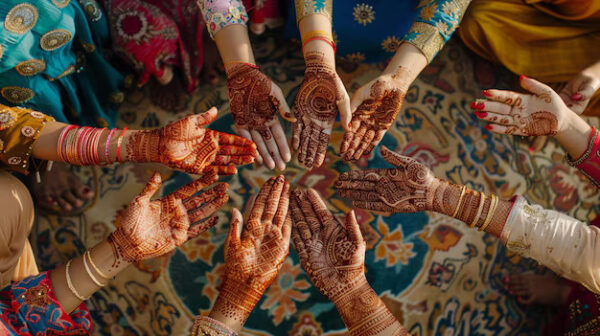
333, 277, 407, 336
431, 180, 514, 237
125, 130, 161, 163
210, 278, 264, 325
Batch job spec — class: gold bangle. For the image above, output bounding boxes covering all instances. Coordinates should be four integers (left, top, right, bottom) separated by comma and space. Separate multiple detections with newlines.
65, 259, 89, 301
451, 186, 466, 218
479, 195, 498, 232
470, 192, 485, 228
86, 249, 111, 280
83, 250, 105, 287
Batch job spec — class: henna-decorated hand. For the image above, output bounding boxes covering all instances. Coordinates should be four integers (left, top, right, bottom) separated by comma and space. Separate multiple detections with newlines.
474, 76, 576, 137
558, 71, 600, 115
126, 107, 258, 175
210, 175, 291, 329
226, 63, 294, 171
336, 146, 439, 214
109, 170, 229, 262
291, 188, 365, 300
291, 188, 407, 335
292, 51, 351, 169
340, 68, 411, 161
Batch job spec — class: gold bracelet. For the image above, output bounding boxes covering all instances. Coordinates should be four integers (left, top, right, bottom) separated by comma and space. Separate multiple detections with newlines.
86, 249, 111, 280
479, 195, 498, 232
470, 192, 485, 228
451, 186, 466, 218
65, 259, 89, 301
83, 251, 105, 287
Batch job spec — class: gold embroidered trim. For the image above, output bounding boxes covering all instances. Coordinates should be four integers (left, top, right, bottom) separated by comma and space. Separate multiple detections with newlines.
295, 0, 332, 24
52, 0, 70, 8
40, 29, 72, 51
403, 22, 445, 63
1, 87, 34, 104
15, 59, 46, 76
5, 4, 39, 34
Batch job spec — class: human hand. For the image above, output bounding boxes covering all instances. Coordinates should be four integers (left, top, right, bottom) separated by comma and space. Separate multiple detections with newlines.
292, 51, 350, 169
226, 63, 294, 170
474, 76, 576, 137
290, 188, 365, 300
210, 175, 291, 328
109, 170, 228, 262
126, 107, 258, 175
336, 146, 438, 214
340, 67, 411, 161
558, 71, 600, 115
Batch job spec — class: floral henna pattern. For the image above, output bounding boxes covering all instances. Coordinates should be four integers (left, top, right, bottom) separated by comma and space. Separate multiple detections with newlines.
476, 76, 571, 137
109, 172, 228, 262
226, 63, 290, 140
292, 52, 344, 169
126, 109, 257, 175
341, 67, 412, 161
212, 176, 291, 324
291, 188, 406, 336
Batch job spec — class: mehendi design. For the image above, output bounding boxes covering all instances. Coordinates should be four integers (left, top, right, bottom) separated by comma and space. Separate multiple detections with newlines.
291, 188, 406, 336
126, 111, 257, 175
341, 67, 412, 161
292, 52, 343, 169
109, 172, 228, 262
213, 176, 291, 323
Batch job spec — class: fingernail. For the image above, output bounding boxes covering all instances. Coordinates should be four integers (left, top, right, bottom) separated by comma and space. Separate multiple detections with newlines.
519, 74, 528, 81
83, 187, 91, 193
470, 101, 484, 110
475, 111, 487, 118
572, 93, 583, 101
529, 146, 535, 153
348, 122, 352, 128
482, 90, 492, 97
484, 125, 493, 130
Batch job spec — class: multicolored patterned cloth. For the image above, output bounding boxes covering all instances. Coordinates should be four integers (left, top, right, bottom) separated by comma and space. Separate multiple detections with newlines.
32, 32, 600, 335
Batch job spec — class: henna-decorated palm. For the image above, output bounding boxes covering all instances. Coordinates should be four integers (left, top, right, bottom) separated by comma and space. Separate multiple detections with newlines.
226, 63, 294, 170
126, 107, 258, 175
292, 52, 351, 169
336, 146, 438, 214
212, 175, 291, 325
340, 69, 411, 161
475, 76, 575, 136
109, 170, 229, 262
290, 188, 365, 301
558, 72, 600, 115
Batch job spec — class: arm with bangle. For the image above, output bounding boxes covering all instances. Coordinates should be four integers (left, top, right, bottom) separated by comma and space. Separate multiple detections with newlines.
197, 0, 293, 171
292, 1, 351, 169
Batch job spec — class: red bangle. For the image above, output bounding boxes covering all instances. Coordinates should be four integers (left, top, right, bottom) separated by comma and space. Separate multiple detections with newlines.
116, 127, 127, 164
301, 36, 336, 55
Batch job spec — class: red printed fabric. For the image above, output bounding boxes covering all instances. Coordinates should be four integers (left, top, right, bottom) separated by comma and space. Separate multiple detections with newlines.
241, 0, 282, 27
0, 271, 92, 335
109, 0, 204, 92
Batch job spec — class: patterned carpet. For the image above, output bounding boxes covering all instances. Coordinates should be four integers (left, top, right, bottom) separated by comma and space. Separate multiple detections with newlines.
32, 31, 600, 335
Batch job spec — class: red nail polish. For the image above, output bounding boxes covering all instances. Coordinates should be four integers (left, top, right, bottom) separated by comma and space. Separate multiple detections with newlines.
83, 187, 91, 193
470, 101, 485, 110
476, 111, 487, 118
528, 146, 535, 153
572, 92, 583, 101
482, 90, 492, 97
519, 74, 528, 81
348, 122, 353, 128
484, 125, 493, 130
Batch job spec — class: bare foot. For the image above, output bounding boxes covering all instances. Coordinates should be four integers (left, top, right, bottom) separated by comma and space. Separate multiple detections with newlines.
149, 72, 188, 113
29, 162, 94, 214
504, 272, 571, 306
201, 29, 222, 86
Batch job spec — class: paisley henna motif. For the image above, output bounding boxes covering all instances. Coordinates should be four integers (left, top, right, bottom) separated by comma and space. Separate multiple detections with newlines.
341, 67, 412, 161
290, 188, 406, 336
126, 109, 257, 175
292, 52, 345, 169
212, 176, 291, 325
109, 171, 228, 262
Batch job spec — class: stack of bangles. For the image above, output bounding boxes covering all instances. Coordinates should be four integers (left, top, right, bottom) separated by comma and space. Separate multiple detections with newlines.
65, 249, 112, 301
57, 126, 128, 165
301, 30, 336, 55
567, 126, 600, 188
450, 186, 498, 231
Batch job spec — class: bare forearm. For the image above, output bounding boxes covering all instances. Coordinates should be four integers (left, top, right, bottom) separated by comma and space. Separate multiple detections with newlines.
554, 110, 592, 160
383, 43, 427, 82
214, 24, 255, 64
50, 238, 131, 313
